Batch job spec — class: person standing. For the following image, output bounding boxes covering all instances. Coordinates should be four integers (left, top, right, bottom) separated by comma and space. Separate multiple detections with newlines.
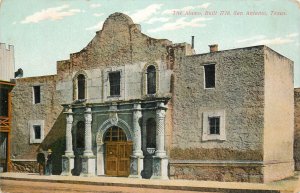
45, 149, 53, 175
36, 151, 45, 175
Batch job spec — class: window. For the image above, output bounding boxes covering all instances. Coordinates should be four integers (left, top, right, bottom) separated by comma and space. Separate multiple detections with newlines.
147, 65, 156, 94
33, 86, 40, 104
29, 120, 44, 143
109, 71, 121, 96
73, 71, 88, 101
202, 110, 225, 141
204, 64, 215, 88
208, 117, 220, 135
77, 74, 86, 100
0, 87, 9, 116
33, 125, 41, 139
76, 121, 85, 149
104, 126, 127, 142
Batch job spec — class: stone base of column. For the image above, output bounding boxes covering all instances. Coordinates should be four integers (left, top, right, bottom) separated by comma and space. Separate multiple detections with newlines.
96, 152, 104, 176
150, 156, 169, 180
80, 155, 96, 177
129, 155, 144, 178
61, 155, 74, 176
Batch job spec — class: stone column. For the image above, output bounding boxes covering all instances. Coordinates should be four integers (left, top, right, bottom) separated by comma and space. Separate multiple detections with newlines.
84, 107, 93, 156
151, 102, 169, 180
129, 103, 144, 178
80, 107, 96, 177
61, 107, 75, 176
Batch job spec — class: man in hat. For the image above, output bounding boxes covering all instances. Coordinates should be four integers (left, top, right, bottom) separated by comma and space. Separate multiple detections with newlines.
45, 149, 53, 175
36, 149, 45, 175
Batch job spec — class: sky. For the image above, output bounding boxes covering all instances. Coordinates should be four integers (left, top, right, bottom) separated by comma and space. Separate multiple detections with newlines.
0, 0, 299, 87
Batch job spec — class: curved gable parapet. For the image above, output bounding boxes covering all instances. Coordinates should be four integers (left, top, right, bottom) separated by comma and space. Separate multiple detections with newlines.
60, 12, 192, 73
102, 12, 135, 30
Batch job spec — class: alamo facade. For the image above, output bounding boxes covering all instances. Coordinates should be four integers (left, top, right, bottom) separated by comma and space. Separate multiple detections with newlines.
9, 13, 296, 183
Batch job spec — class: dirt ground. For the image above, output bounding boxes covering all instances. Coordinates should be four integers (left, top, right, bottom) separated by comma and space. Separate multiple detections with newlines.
0, 179, 220, 193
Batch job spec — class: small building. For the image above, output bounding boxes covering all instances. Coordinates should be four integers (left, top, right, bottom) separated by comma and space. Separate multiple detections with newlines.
295, 88, 300, 170
10, 13, 295, 183
0, 43, 15, 172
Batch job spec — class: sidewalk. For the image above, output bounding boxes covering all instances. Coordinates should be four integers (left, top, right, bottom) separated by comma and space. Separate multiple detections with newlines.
1, 172, 300, 193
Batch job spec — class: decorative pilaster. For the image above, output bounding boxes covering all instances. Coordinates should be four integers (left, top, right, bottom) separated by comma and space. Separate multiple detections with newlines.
151, 102, 169, 180
129, 103, 144, 178
61, 107, 75, 176
155, 103, 166, 157
80, 107, 96, 177
84, 107, 93, 156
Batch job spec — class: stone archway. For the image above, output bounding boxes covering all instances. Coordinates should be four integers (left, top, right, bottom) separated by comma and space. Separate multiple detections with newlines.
96, 119, 133, 176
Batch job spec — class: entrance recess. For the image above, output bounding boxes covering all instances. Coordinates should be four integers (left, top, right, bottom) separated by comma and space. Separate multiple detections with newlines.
0, 132, 8, 172
104, 126, 132, 176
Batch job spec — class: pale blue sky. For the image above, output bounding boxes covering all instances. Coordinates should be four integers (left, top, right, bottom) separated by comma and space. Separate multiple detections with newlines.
0, 0, 299, 86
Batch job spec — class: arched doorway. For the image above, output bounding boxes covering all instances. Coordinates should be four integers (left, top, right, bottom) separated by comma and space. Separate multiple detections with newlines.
104, 126, 132, 176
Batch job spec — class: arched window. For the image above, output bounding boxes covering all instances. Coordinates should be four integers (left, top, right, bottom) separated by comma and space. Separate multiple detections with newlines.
77, 74, 86, 99
104, 126, 127, 142
147, 65, 156, 94
76, 121, 85, 149
146, 118, 156, 148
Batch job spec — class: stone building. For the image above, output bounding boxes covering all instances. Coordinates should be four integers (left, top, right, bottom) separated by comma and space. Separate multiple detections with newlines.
0, 43, 15, 172
10, 13, 295, 183
0, 43, 15, 82
295, 88, 300, 170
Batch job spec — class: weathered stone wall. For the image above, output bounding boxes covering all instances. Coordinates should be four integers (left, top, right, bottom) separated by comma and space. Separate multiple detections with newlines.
263, 47, 294, 182
11, 75, 65, 174
10, 160, 38, 173
169, 163, 263, 183
294, 88, 300, 170
56, 62, 173, 104
56, 13, 191, 75
56, 13, 191, 105
172, 46, 265, 160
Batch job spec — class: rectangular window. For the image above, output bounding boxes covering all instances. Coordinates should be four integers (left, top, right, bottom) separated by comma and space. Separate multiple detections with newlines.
33, 125, 41, 139
208, 117, 220, 135
0, 87, 9, 117
29, 120, 44, 144
33, 86, 41, 104
204, 64, 215, 88
109, 72, 121, 96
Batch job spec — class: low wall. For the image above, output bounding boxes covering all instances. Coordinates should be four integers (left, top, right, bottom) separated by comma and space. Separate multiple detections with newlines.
169, 160, 263, 183
10, 160, 38, 173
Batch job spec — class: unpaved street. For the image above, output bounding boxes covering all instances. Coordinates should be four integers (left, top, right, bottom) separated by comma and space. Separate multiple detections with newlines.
0, 179, 219, 193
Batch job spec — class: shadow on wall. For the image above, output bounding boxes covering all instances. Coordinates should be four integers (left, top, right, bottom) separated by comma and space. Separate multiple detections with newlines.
39, 111, 66, 175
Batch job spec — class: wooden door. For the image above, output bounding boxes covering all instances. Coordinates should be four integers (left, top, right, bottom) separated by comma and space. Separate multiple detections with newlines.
105, 142, 132, 177
106, 142, 118, 176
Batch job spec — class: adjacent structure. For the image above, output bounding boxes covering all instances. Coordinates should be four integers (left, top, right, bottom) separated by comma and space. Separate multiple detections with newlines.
10, 13, 295, 183
295, 88, 300, 170
0, 43, 15, 172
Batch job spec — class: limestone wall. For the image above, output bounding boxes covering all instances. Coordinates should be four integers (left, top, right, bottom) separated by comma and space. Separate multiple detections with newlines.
263, 47, 294, 182
169, 162, 263, 183
294, 88, 300, 170
171, 46, 265, 160
56, 13, 184, 75
56, 62, 173, 104
55, 13, 190, 104
11, 75, 65, 174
